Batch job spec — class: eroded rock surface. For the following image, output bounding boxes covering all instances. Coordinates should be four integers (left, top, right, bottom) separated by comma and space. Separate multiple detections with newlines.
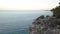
29, 16, 60, 34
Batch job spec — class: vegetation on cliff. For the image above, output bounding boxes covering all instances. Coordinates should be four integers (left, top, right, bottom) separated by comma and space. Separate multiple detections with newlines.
51, 2, 60, 18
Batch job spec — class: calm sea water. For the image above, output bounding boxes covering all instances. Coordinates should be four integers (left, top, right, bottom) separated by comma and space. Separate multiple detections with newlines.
0, 10, 52, 34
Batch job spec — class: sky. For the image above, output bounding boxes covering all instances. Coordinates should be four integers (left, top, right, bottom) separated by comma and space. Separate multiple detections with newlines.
0, 0, 59, 10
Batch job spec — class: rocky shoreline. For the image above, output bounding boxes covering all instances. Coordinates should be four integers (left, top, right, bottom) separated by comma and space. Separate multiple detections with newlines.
29, 16, 60, 34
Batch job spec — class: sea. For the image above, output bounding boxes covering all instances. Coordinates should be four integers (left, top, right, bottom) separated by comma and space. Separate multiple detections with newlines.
0, 10, 52, 34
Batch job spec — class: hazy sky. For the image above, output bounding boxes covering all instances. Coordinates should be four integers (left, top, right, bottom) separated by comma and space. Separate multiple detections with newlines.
0, 0, 59, 10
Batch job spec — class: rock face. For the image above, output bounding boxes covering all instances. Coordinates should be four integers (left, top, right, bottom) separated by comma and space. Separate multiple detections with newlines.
29, 16, 60, 34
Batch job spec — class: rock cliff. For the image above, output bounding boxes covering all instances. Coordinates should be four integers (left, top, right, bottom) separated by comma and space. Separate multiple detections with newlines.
29, 16, 60, 34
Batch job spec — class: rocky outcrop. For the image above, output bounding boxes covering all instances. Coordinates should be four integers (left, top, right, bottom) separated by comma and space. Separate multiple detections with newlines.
29, 16, 60, 34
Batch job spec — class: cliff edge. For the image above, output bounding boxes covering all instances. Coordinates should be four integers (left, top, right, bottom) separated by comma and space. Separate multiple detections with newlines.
29, 16, 60, 34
